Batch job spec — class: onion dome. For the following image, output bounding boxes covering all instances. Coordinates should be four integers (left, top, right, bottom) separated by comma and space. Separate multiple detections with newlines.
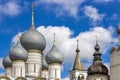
9, 35, 28, 61
73, 40, 83, 70
45, 33, 64, 64
3, 55, 12, 68
20, 3, 46, 51
87, 36, 108, 75
42, 54, 48, 70
117, 25, 120, 35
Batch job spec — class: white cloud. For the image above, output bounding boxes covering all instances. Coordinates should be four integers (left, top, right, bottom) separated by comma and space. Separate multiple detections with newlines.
0, 1, 21, 16
94, 0, 113, 3
36, 26, 117, 67
12, 26, 116, 72
84, 6, 105, 25
35, 0, 84, 18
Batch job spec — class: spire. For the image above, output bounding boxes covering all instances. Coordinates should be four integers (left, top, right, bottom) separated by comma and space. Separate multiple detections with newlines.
93, 35, 101, 61
32, 2, 34, 25
95, 35, 98, 44
94, 35, 100, 51
53, 33, 56, 45
73, 40, 83, 70
76, 40, 80, 52
30, 2, 35, 30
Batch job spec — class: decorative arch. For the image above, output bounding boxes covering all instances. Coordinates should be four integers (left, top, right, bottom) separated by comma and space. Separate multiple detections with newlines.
0, 76, 11, 80
78, 74, 84, 80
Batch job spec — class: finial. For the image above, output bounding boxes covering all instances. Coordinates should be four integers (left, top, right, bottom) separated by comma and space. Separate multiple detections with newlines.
53, 33, 56, 45
76, 40, 80, 52
94, 35, 100, 51
95, 35, 98, 44
32, 2, 34, 25
17, 28, 21, 41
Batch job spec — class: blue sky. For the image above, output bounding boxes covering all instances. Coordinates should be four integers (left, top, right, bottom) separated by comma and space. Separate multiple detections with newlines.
0, 0, 120, 79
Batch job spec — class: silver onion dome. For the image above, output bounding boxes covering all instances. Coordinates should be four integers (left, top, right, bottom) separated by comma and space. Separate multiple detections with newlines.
3, 55, 12, 68
20, 3, 46, 51
42, 54, 48, 70
9, 38, 28, 61
45, 33, 64, 64
20, 25, 46, 51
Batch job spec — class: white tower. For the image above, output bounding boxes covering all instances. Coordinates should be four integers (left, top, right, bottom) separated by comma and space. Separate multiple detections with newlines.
20, 3, 46, 78
110, 26, 120, 80
3, 55, 12, 77
70, 40, 87, 80
45, 33, 64, 80
9, 35, 28, 78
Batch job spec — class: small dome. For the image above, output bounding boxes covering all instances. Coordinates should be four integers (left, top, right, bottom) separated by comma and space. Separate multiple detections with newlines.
3, 55, 12, 68
117, 25, 120, 35
42, 55, 48, 70
9, 40, 28, 61
45, 45, 64, 64
87, 62, 108, 75
20, 25, 46, 51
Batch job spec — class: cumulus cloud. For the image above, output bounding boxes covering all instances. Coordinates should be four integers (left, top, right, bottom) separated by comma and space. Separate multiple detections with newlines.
35, 0, 84, 18
0, 1, 21, 16
37, 26, 116, 64
0, 1, 29, 17
84, 6, 105, 25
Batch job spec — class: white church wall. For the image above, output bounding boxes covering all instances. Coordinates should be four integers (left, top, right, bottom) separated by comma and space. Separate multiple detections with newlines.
48, 63, 61, 80
25, 52, 42, 78
110, 49, 120, 80
12, 61, 25, 78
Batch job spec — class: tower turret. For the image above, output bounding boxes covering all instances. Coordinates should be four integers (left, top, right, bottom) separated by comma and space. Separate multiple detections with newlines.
70, 40, 87, 80
87, 35, 108, 80
9, 34, 28, 78
45, 33, 64, 80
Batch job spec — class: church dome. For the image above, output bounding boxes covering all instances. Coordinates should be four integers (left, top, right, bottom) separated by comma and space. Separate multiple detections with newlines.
9, 39, 28, 61
87, 62, 108, 75
87, 37, 108, 75
45, 33, 64, 64
3, 55, 12, 68
46, 45, 64, 64
42, 55, 48, 70
20, 3, 46, 51
20, 25, 46, 51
